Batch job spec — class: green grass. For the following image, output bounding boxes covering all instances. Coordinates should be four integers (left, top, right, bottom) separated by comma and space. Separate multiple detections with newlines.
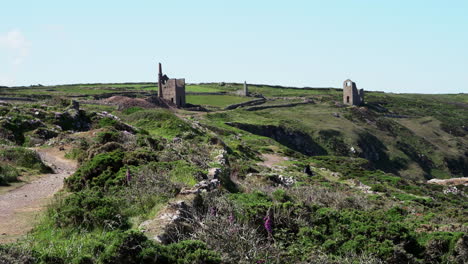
185, 85, 223, 93
9, 87, 117, 95
187, 94, 252, 107
123, 109, 197, 139
248, 85, 341, 97
168, 161, 199, 187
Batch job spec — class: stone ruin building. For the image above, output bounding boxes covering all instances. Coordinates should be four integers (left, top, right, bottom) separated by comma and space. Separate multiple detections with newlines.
158, 63, 186, 107
343, 79, 364, 106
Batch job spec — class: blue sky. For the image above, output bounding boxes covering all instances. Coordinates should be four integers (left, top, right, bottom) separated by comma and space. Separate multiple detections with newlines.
1, 0, 467, 93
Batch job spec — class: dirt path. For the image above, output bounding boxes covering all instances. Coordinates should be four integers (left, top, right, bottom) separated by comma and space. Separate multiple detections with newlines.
0, 147, 77, 244
257, 153, 289, 168
427, 177, 468, 186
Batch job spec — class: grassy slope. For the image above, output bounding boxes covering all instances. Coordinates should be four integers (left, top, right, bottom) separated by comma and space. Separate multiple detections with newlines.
202, 94, 466, 180
0, 83, 467, 263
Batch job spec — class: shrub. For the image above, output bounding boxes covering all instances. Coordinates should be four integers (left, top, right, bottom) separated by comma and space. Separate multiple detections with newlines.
51, 189, 128, 230
272, 189, 290, 202
120, 163, 184, 217
0, 244, 36, 264
123, 148, 159, 166
65, 150, 124, 191
121, 107, 144, 115
95, 130, 120, 144
98, 117, 118, 128
0, 147, 51, 173
0, 164, 19, 185
99, 231, 221, 264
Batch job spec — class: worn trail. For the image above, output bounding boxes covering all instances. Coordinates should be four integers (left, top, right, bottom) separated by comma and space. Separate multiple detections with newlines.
0, 147, 77, 244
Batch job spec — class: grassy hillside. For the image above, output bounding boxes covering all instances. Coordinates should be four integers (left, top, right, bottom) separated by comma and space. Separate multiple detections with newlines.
0, 83, 467, 263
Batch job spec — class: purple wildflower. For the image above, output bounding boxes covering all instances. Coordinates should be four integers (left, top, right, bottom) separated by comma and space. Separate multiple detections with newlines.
209, 207, 217, 216
263, 214, 272, 235
228, 212, 235, 224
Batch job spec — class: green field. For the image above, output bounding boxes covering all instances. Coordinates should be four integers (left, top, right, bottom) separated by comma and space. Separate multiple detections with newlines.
186, 94, 252, 107
185, 85, 223, 93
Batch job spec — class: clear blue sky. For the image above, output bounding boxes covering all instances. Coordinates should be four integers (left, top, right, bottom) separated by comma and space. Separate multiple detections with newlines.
1, 0, 467, 93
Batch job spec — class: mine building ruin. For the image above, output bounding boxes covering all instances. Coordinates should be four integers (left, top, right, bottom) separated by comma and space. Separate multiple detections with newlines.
158, 63, 186, 107
343, 79, 364, 106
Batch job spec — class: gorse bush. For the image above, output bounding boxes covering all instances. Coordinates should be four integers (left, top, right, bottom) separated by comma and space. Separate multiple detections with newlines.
0, 147, 51, 173
51, 188, 128, 230
121, 106, 144, 115
97, 117, 118, 128
65, 150, 125, 191
0, 164, 19, 185
95, 130, 120, 144
99, 231, 221, 264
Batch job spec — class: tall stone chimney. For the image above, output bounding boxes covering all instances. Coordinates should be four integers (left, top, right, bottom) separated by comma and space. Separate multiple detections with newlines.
158, 63, 163, 97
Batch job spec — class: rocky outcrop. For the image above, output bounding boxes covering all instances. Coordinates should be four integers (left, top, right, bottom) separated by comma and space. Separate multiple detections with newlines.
54, 108, 90, 131
139, 200, 193, 244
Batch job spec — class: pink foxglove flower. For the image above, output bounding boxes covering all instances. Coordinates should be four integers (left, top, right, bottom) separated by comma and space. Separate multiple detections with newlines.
263, 214, 272, 235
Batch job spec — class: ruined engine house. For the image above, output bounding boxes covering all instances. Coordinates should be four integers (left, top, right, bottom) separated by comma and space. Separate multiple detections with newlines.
343, 79, 364, 106
158, 63, 186, 107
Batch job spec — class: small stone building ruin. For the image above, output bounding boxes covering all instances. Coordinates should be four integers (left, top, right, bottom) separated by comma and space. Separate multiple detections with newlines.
158, 63, 186, 107
343, 79, 364, 106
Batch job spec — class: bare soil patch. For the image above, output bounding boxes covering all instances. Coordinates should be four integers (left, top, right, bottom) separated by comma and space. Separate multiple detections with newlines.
427, 177, 468, 186
102, 96, 156, 110
257, 153, 289, 168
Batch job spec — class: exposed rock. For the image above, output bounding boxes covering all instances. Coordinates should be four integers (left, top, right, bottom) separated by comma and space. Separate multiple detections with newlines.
31, 127, 58, 140
139, 200, 193, 244
207, 168, 222, 179
212, 149, 228, 165
54, 108, 90, 131
443, 186, 461, 195
180, 179, 220, 195
268, 174, 296, 187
